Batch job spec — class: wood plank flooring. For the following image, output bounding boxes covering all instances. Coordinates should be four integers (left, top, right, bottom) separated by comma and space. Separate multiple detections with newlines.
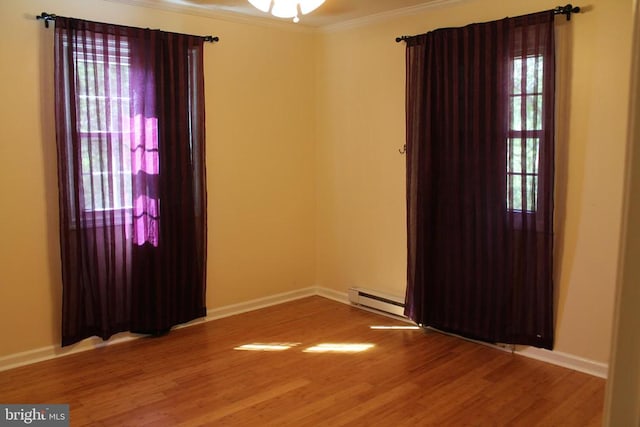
0, 296, 605, 426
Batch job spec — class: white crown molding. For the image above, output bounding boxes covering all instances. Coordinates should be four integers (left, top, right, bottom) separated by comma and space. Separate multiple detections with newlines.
101, 0, 316, 33
320, 0, 464, 33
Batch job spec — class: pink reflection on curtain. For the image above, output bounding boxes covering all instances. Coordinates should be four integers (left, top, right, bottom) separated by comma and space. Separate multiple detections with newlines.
131, 114, 158, 174
132, 195, 159, 246
129, 114, 159, 247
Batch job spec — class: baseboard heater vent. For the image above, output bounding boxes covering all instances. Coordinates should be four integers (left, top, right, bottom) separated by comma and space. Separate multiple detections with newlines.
348, 287, 407, 318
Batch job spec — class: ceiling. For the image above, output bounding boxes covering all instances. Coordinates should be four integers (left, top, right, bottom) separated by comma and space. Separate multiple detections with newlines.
124, 0, 454, 28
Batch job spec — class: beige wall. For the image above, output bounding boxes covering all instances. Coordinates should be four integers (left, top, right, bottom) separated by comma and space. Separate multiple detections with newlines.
315, 0, 633, 363
0, 0, 633, 367
0, 0, 317, 357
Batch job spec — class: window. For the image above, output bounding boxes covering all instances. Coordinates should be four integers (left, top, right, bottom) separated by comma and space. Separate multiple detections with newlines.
75, 38, 133, 214
507, 55, 543, 212
71, 36, 160, 241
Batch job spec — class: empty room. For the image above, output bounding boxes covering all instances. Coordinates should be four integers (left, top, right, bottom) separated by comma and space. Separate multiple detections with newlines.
1, 0, 639, 425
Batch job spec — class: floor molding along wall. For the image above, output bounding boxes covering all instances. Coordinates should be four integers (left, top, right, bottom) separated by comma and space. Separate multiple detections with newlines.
319, 286, 610, 379
516, 346, 609, 379
0, 335, 140, 373
0, 287, 317, 373
205, 287, 317, 320
315, 286, 349, 303
0, 286, 609, 379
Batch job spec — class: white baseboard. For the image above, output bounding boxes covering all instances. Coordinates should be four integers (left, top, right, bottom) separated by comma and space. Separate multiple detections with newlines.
515, 346, 609, 378
206, 287, 317, 320
0, 286, 610, 379
326, 286, 609, 378
0, 287, 318, 373
0, 334, 140, 373
315, 286, 349, 303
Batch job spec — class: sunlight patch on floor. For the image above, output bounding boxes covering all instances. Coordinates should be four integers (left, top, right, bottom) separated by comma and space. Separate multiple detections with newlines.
234, 343, 300, 351
302, 343, 374, 353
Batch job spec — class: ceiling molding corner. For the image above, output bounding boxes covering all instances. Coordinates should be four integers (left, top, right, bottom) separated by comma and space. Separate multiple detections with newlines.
319, 0, 465, 33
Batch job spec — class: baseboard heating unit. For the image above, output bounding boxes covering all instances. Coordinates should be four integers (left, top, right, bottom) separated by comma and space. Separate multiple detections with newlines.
347, 287, 407, 318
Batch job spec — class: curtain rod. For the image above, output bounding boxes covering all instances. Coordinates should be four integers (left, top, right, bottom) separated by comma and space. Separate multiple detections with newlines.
395, 3, 580, 43
36, 12, 219, 43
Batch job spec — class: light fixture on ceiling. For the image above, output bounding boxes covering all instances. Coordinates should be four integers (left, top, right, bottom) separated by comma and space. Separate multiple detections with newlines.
248, 0, 325, 23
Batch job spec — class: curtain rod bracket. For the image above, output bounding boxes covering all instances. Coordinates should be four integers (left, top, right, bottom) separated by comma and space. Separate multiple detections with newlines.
37, 12, 57, 28
553, 4, 580, 21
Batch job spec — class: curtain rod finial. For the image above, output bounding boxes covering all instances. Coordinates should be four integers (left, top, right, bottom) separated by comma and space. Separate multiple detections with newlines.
36, 12, 57, 28
554, 4, 580, 20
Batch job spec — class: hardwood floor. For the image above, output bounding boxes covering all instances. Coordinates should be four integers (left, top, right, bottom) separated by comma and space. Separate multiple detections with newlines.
0, 296, 605, 426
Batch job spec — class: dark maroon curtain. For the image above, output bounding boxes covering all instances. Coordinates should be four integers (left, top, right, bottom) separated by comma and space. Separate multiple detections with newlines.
54, 17, 207, 346
404, 11, 555, 349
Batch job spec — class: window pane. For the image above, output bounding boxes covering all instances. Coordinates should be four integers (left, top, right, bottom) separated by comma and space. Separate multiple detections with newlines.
507, 138, 540, 212
81, 137, 108, 172
525, 175, 538, 211
510, 95, 542, 131
526, 95, 543, 130
507, 138, 539, 174
507, 174, 523, 211
81, 172, 132, 211
507, 174, 538, 213
80, 136, 132, 211
526, 138, 539, 174
512, 58, 523, 95
512, 56, 543, 95
525, 56, 543, 93
508, 139, 520, 173
511, 96, 522, 131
